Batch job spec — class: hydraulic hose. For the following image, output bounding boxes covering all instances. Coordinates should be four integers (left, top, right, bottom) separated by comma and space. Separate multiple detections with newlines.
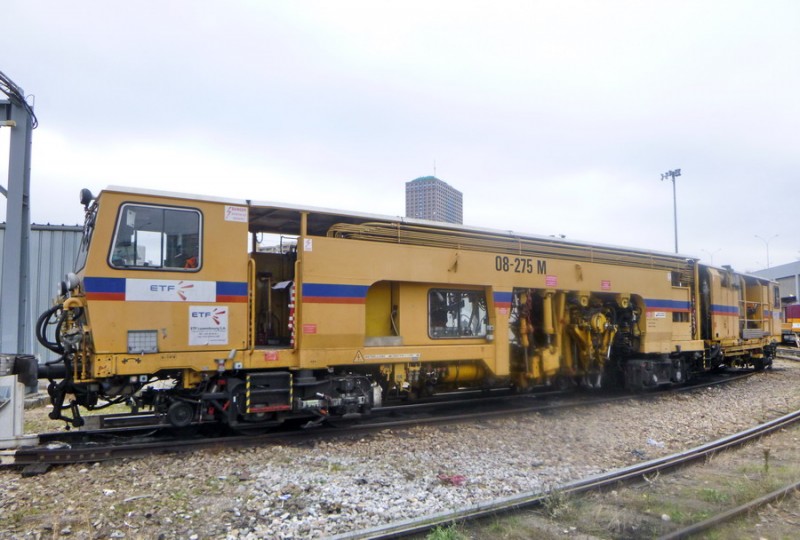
36, 304, 65, 355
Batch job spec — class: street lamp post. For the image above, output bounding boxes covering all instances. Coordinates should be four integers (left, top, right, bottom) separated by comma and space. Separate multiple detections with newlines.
660, 169, 681, 253
754, 234, 778, 269
701, 248, 721, 266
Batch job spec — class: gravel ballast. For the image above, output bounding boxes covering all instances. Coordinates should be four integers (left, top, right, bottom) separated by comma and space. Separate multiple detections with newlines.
2, 360, 800, 539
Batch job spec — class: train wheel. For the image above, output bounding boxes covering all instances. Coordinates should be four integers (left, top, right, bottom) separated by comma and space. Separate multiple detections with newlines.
167, 401, 194, 428
554, 375, 574, 391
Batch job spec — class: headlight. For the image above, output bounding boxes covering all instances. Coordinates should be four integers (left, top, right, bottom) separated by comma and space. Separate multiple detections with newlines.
65, 272, 80, 291
59, 273, 81, 297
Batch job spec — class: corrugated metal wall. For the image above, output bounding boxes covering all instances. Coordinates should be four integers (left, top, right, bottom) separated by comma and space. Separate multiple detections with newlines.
0, 223, 82, 360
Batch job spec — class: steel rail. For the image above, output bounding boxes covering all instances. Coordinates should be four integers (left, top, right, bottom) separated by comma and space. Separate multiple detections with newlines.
348, 371, 755, 431
1, 370, 758, 469
330, 407, 800, 540
657, 480, 800, 540
52, 369, 759, 434
1, 393, 588, 468
777, 346, 800, 361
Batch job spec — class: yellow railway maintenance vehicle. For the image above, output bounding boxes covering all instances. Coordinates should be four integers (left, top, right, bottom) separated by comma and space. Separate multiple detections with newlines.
37, 187, 780, 429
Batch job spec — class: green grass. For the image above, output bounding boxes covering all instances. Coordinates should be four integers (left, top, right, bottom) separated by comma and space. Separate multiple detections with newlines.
427, 524, 466, 540
542, 488, 573, 519
698, 487, 730, 504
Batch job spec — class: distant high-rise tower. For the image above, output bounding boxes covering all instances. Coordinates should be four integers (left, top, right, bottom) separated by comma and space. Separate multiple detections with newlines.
405, 176, 463, 224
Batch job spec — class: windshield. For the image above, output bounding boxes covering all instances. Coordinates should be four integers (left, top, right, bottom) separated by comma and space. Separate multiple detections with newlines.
74, 200, 97, 272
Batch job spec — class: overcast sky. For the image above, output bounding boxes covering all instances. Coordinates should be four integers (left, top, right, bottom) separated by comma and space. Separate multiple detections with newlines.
1, 1, 798, 272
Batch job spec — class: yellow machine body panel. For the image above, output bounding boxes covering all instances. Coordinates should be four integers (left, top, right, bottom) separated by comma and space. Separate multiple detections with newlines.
78, 190, 255, 378
698, 265, 780, 360
297, 234, 701, 363
704, 268, 740, 341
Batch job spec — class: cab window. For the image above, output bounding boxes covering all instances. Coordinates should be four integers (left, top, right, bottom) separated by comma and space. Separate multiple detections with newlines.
110, 204, 201, 270
428, 289, 487, 338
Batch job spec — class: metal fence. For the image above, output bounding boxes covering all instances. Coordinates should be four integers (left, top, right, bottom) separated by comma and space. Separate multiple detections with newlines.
0, 223, 82, 360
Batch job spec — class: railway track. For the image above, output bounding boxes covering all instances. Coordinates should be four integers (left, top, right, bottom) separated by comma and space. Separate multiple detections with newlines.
777, 345, 800, 361
1, 370, 757, 472
0, 392, 585, 470
3, 363, 794, 540
658, 479, 800, 540
334, 400, 800, 539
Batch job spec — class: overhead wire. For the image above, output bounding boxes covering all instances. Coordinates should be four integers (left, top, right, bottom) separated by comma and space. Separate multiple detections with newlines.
0, 69, 38, 128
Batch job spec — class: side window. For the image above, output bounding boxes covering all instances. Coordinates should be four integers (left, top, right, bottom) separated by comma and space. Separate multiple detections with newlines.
110, 204, 202, 270
428, 289, 487, 339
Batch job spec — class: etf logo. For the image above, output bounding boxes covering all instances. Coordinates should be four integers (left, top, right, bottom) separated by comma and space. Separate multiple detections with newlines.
126, 279, 215, 303
191, 308, 226, 325
147, 281, 194, 300
150, 284, 176, 292
189, 305, 229, 345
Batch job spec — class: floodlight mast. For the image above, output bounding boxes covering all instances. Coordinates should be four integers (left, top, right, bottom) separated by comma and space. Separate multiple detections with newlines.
754, 234, 778, 269
660, 168, 681, 253
701, 248, 721, 266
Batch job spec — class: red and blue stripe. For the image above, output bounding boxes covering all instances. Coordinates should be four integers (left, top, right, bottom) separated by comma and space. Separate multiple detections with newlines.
216, 281, 248, 303
84, 277, 126, 300
493, 291, 513, 310
711, 304, 739, 317
302, 283, 369, 304
645, 299, 690, 313
83, 277, 248, 302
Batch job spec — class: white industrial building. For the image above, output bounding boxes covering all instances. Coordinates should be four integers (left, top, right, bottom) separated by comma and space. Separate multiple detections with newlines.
753, 261, 800, 306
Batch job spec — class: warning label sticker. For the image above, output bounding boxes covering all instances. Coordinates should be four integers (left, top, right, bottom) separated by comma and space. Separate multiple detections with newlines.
224, 206, 248, 223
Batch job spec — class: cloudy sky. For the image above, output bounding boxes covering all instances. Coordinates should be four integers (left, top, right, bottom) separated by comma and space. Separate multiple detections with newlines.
1, 1, 798, 272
